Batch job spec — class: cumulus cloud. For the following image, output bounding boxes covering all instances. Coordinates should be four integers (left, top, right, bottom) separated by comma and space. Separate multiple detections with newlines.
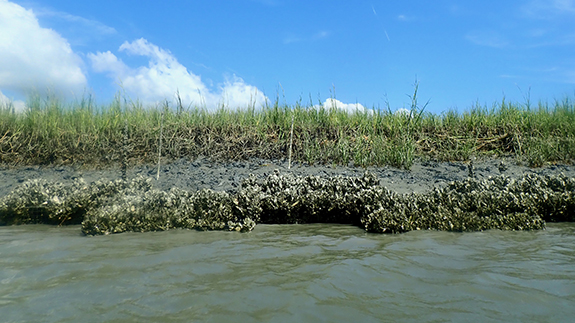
314, 98, 373, 115
0, 0, 87, 97
88, 38, 267, 110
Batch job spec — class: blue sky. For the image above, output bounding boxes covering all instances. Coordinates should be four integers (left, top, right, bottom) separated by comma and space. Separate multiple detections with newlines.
1, 0, 574, 114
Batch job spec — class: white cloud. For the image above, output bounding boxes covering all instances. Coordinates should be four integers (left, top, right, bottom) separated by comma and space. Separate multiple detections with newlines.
394, 108, 414, 118
88, 38, 267, 110
89, 50, 129, 75
0, 90, 26, 112
314, 98, 373, 115
0, 0, 87, 97
219, 76, 264, 109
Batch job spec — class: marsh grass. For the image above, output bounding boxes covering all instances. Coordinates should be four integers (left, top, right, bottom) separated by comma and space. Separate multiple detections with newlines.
1, 91, 574, 170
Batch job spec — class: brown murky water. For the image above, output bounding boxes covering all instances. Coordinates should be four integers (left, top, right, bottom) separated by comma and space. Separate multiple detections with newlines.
1, 223, 574, 322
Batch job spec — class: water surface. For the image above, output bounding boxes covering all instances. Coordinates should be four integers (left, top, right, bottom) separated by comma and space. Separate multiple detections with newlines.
1, 224, 574, 322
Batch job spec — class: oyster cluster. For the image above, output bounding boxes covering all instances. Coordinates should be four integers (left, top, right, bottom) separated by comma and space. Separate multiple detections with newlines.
0, 177, 254, 235
0, 170, 573, 235
82, 187, 255, 235
361, 173, 575, 233
235, 170, 379, 225
0, 177, 151, 226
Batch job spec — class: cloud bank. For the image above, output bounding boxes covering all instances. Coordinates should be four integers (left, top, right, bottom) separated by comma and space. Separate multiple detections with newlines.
88, 38, 267, 110
0, 0, 87, 97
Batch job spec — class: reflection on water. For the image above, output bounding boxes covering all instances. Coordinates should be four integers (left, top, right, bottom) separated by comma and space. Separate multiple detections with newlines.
1, 223, 574, 322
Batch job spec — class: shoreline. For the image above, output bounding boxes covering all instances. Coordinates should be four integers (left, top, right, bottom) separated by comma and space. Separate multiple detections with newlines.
1, 156, 574, 234
2, 156, 574, 198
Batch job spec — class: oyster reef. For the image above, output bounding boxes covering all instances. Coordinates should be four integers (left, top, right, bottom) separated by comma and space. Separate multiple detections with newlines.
1, 170, 573, 235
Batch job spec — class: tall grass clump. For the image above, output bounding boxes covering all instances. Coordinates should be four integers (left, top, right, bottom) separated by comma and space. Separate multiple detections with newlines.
0, 90, 574, 170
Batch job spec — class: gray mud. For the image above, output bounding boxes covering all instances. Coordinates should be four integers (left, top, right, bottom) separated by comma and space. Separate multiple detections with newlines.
1, 157, 574, 197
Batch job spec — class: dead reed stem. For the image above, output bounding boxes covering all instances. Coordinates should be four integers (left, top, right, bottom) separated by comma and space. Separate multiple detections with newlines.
156, 110, 164, 180
288, 114, 294, 169
121, 119, 128, 181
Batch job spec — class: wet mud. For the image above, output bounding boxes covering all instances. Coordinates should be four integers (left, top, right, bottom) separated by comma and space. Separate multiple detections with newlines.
1, 157, 574, 235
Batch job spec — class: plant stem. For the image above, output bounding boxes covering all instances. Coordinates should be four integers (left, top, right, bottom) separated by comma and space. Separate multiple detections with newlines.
289, 114, 294, 169
157, 110, 164, 181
